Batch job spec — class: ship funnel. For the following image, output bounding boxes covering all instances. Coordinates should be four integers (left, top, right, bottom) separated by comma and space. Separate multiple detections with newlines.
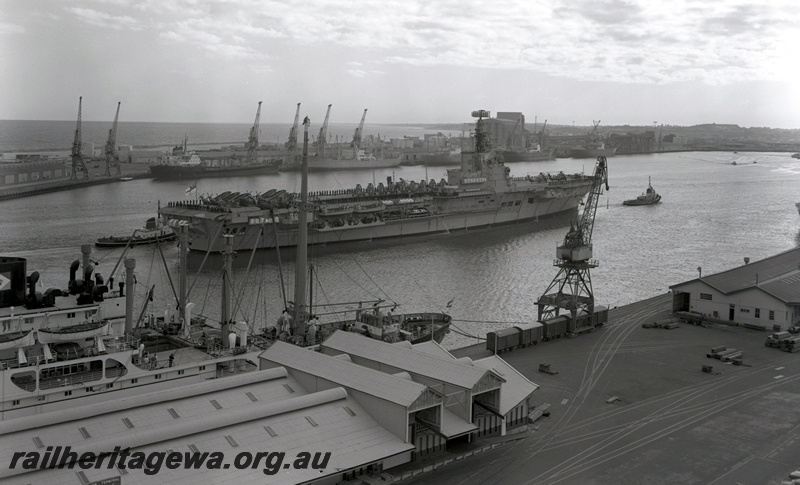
28, 271, 39, 296
69, 260, 80, 282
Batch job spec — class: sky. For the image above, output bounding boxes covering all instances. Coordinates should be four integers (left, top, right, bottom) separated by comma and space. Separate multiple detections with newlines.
1, 0, 799, 128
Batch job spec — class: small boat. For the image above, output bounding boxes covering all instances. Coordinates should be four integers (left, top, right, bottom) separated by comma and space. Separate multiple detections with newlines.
95, 217, 177, 247
37, 321, 109, 344
623, 177, 661, 206
792, 153, 800, 159
119, 176, 134, 181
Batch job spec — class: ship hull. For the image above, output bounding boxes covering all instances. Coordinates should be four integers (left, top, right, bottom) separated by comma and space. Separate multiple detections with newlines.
571, 146, 617, 159
282, 155, 401, 171
96, 229, 177, 247
168, 191, 588, 252
149, 161, 279, 180
502, 148, 556, 162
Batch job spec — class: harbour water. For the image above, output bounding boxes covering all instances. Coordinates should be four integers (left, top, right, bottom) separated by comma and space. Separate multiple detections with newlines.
2, 139, 799, 349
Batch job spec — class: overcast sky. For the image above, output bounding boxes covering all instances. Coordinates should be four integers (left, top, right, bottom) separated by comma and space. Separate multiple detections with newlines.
1, 0, 798, 128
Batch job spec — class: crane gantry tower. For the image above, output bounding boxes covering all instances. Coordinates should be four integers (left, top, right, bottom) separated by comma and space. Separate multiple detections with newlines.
70, 97, 89, 181
245, 101, 262, 165
103, 101, 122, 177
536, 155, 609, 335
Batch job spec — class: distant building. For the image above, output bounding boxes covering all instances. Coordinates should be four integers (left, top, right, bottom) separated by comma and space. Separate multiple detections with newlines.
608, 131, 655, 154
0, 158, 69, 187
670, 247, 800, 330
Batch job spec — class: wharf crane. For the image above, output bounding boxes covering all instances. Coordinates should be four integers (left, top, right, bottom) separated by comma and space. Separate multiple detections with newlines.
351, 108, 367, 149
103, 101, 122, 177
285, 102, 300, 152
70, 96, 89, 181
536, 155, 609, 335
505, 116, 522, 150
315, 104, 332, 157
537, 119, 548, 148
245, 101, 262, 165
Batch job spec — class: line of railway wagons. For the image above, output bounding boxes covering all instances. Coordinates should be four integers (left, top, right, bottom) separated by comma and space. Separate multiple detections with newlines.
486, 306, 609, 354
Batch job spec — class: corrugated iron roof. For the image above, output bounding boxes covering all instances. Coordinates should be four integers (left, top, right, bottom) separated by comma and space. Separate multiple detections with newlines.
261, 341, 430, 407
440, 407, 478, 438
322, 330, 497, 390
672, 246, 800, 297
473, 355, 539, 416
4, 387, 413, 484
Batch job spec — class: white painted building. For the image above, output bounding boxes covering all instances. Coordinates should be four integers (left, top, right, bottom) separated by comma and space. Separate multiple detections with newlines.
670, 247, 800, 331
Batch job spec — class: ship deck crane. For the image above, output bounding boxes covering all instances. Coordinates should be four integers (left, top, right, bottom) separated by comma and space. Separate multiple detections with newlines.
316, 104, 332, 157
536, 155, 609, 335
104, 101, 122, 177
70, 97, 89, 181
351, 108, 367, 149
245, 101, 262, 165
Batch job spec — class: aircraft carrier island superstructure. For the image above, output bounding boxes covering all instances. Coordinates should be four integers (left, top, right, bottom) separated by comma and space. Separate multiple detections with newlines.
159, 111, 599, 253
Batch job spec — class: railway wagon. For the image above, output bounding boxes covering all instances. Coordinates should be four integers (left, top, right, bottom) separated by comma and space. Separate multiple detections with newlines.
590, 305, 609, 327
541, 315, 569, 340
486, 327, 521, 353
514, 322, 544, 347
542, 306, 609, 339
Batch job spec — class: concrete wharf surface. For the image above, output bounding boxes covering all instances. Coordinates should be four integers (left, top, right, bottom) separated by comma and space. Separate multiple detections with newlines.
0, 162, 152, 200
401, 293, 800, 485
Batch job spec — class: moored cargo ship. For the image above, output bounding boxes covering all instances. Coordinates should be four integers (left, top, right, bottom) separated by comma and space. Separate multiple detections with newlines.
149, 102, 281, 180
159, 110, 599, 253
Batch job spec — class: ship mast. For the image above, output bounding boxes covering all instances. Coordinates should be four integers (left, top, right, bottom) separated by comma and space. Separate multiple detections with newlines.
70, 96, 89, 181
245, 101, 262, 165
464, 110, 491, 173
292, 116, 311, 340
104, 101, 122, 177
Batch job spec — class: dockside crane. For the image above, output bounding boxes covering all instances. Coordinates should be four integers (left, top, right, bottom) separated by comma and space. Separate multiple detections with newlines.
351, 108, 367, 149
538, 119, 548, 148
70, 96, 89, 181
536, 155, 609, 335
103, 101, 122, 177
285, 102, 300, 152
316, 104, 332, 157
505, 116, 522, 150
245, 101, 262, 165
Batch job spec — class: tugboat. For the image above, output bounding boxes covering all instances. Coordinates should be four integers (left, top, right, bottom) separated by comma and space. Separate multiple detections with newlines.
95, 216, 177, 247
623, 177, 661, 206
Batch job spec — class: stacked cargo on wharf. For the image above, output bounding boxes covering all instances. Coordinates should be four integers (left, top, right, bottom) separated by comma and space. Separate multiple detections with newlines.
159, 110, 598, 252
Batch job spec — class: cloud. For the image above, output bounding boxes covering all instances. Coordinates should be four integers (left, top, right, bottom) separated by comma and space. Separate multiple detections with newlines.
0, 22, 25, 35
67, 7, 145, 31
60, 0, 800, 84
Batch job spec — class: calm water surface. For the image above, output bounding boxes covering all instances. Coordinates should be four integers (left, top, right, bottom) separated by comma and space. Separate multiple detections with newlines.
2, 151, 799, 349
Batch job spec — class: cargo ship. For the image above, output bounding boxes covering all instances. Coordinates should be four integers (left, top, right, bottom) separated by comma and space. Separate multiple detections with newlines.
279, 106, 401, 171
571, 120, 617, 159
149, 103, 281, 180
279, 148, 401, 171
502, 145, 557, 162
158, 110, 599, 253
